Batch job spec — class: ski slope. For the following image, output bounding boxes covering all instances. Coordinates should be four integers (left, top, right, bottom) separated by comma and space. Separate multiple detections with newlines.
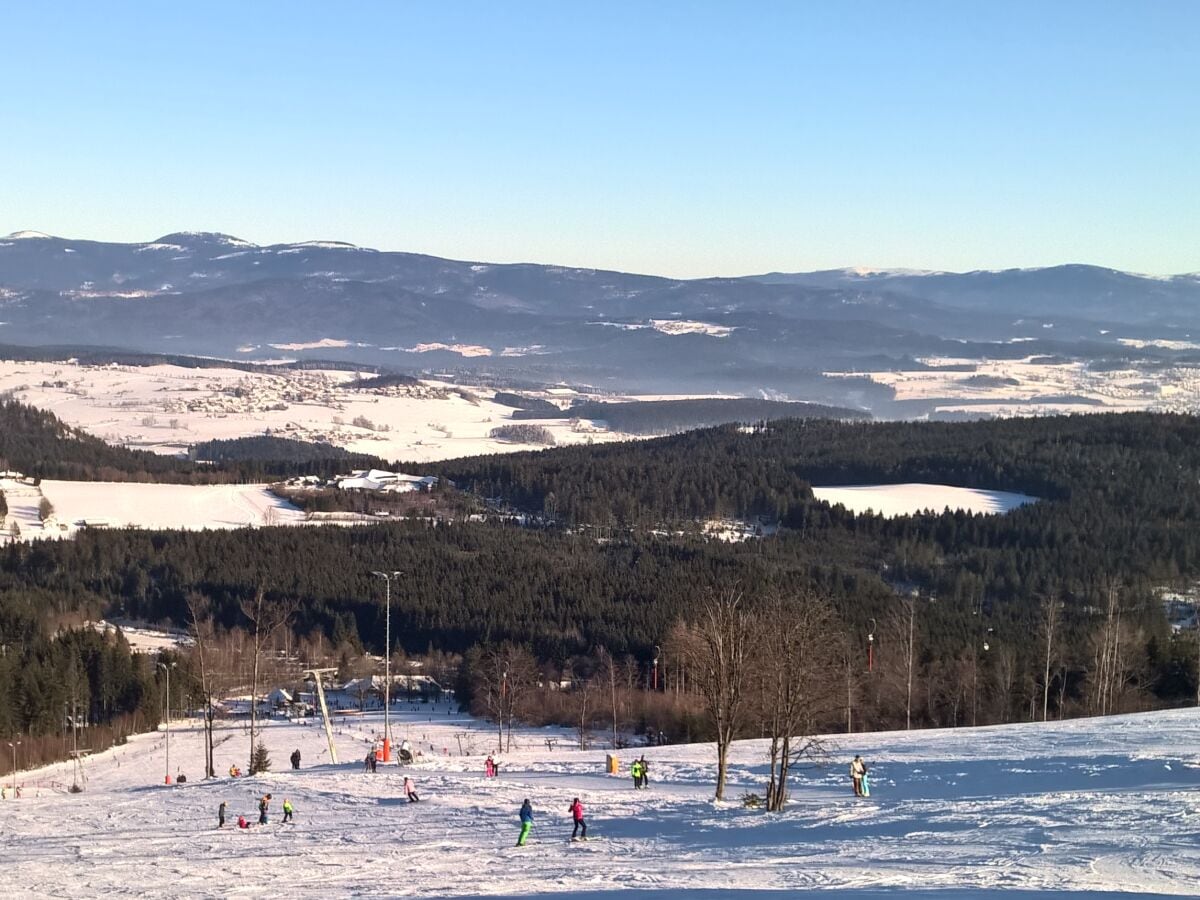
3, 705, 1199, 897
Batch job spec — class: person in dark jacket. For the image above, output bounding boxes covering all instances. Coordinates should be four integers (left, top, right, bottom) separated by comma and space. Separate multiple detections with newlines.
290, 749, 301, 770
516, 799, 533, 846
258, 793, 272, 825
568, 797, 587, 841
218, 801, 227, 828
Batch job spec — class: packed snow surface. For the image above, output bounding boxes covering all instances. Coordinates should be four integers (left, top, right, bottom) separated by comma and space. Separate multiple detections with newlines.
4, 705, 1199, 897
813, 483, 1035, 517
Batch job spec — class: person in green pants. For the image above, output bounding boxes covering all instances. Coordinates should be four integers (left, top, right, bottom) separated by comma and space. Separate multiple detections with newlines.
517, 799, 533, 846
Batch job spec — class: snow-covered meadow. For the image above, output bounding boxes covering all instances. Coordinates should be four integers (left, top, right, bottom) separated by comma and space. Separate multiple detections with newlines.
0, 477, 306, 539
4, 704, 1199, 897
811, 484, 1036, 518
0, 359, 630, 462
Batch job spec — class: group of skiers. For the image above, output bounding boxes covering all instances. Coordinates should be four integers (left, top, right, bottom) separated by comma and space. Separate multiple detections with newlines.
630, 756, 650, 790
515, 796, 588, 847
215, 746, 870, 846
217, 794, 294, 829
850, 754, 871, 797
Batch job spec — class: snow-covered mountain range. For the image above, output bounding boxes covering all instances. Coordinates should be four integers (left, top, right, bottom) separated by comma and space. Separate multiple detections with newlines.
2, 230, 1199, 409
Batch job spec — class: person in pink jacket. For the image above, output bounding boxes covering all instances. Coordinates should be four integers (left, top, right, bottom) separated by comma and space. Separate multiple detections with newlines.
568, 797, 587, 841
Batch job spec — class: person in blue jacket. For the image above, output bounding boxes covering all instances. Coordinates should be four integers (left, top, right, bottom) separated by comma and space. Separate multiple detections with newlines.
516, 798, 533, 846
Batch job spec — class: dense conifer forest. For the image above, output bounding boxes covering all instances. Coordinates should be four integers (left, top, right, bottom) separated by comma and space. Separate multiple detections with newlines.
3, 402, 1200, 752
512, 397, 868, 434
0, 399, 380, 482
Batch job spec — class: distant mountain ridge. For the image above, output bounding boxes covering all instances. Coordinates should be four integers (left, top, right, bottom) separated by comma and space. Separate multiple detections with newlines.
2, 231, 1199, 410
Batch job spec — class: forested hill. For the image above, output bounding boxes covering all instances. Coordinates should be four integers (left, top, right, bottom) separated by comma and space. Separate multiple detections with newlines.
513, 397, 869, 434
0, 399, 199, 481
0, 399, 382, 482
440, 413, 1197, 526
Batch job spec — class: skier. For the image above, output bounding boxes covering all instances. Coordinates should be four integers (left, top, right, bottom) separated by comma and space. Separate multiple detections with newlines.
638, 755, 649, 789
364, 751, 376, 773
404, 776, 420, 802
229, 764, 241, 778
850, 755, 866, 797
516, 798, 533, 847
258, 793, 272, 825
218, 801, 227, 828
282, 798, 294, 824
237, 815, 250, 830
630, 758, 643, 790
485, 754, 495, 778
568, 797, 587, 841
290, 749, 301, 770
399, 739, 414, 764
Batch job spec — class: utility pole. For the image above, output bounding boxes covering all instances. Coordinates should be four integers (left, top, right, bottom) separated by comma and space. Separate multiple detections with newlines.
6, 739, 19, 796
158, 660, 176, 784
371, 570, 404, 762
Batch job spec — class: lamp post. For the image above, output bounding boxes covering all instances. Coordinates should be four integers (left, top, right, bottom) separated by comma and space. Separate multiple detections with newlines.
371, 570, 404, 762
158, 661, 176, 784
7, 739, 19, 796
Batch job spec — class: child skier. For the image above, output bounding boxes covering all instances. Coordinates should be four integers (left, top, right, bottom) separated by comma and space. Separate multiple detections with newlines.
237, 815, 249, 830
516, 799, 533, 847
630, 758, 643, 790
282, 798, 294, 823
218, 801, 227, 828
568, 797, 587, 841
485, 755, 495, 777
404, 776, 420, 802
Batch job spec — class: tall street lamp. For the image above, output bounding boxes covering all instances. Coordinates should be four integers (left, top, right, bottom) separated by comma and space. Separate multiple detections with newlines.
158, 660, 176, 784
371, 570, 404, 762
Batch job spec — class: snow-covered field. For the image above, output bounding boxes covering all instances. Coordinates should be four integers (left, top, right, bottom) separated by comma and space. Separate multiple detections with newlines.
831, 354, 1200, 418
4, 704, 1200, 897
0, 359, 631, 462
812, 484, 1036, 517
0, 477, 305, 539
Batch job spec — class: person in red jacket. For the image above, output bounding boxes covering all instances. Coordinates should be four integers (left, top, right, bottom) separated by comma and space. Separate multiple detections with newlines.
568, 797, 587, 841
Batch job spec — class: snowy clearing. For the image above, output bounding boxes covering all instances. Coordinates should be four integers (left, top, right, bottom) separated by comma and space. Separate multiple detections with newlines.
1, 478, 305, 539
812, 483, 1036, 517
3, 705, 1199, 897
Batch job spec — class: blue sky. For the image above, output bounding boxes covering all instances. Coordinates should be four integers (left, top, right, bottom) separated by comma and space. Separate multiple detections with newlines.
1, 2, 1196, 277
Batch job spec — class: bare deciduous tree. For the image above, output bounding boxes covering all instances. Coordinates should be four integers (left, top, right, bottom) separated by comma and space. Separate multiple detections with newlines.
755, 590, 841, 811
681, 589, 754, 801
882, 596, 919, 730
1040, 593, 1062, 722
184, 592, 221, 778
597, 646, 622, 748
241, 588, 296, 774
